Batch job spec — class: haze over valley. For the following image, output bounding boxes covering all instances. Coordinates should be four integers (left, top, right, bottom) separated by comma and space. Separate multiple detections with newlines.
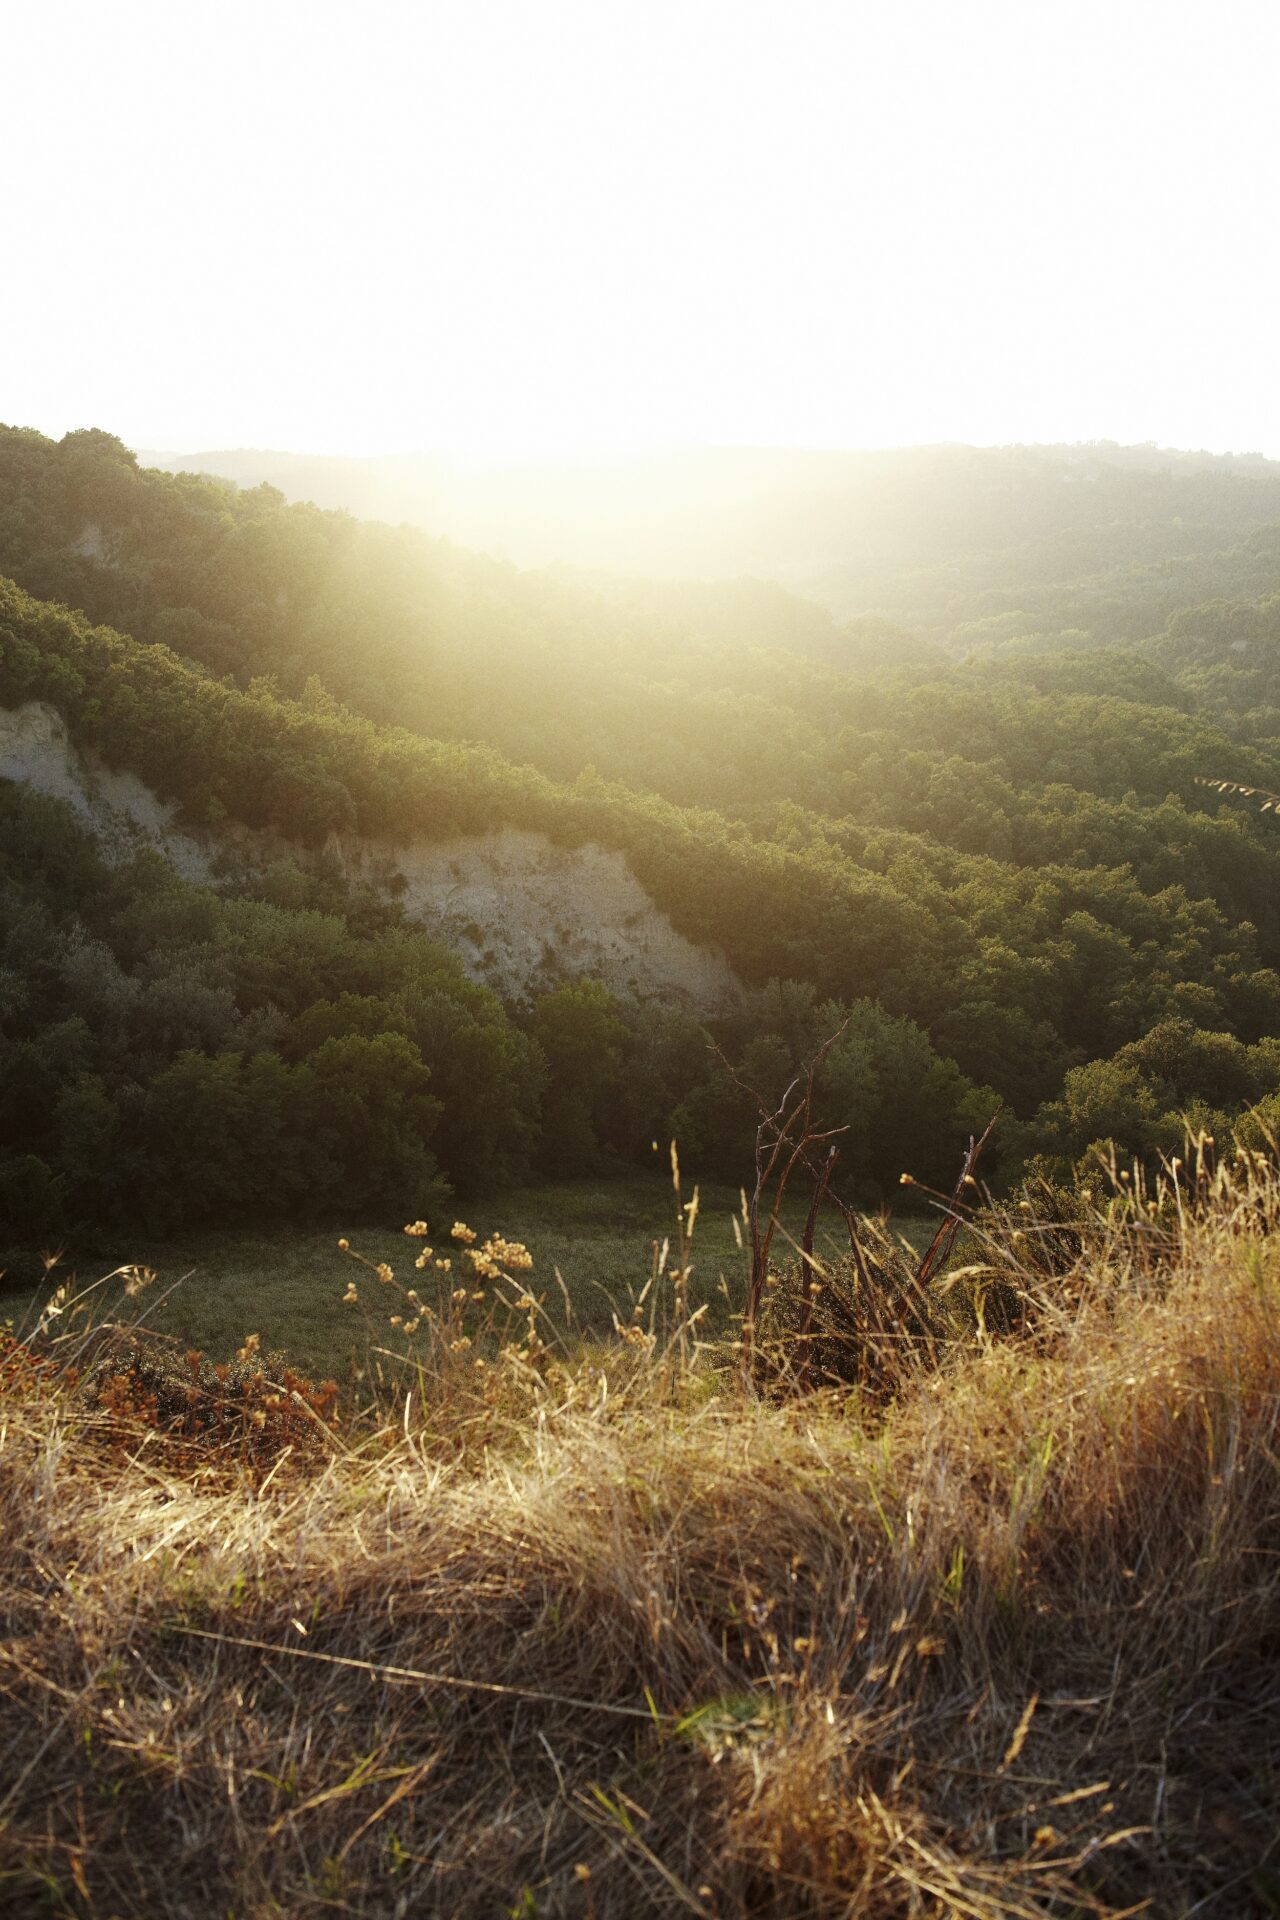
139, 438, 1280, 616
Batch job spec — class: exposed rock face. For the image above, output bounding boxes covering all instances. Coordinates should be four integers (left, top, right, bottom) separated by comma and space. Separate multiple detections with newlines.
346, 829, 740, 1010
0, 701, 213, 881
72, 523, 111, 561
0, 702, 740, 1013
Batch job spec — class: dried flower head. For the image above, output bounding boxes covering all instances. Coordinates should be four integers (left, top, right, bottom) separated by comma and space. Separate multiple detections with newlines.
487, 1236, 533, 1272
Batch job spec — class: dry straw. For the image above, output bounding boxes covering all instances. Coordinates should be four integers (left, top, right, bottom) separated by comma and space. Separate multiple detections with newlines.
0, 1143, 1277, 1915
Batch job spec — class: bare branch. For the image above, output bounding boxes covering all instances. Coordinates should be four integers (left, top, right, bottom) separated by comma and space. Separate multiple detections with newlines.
796, 1144, 839, 1387
717, 1018, 851, 1386
915, 1106, 1003, 1290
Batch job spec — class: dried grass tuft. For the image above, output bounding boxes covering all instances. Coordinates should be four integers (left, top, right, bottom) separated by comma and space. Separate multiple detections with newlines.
1, 1160, 1279, 1915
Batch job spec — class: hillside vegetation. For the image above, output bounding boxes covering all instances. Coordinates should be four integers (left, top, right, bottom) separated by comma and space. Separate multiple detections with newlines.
6, 429, 1280, 1266
141, 438, 1280, 633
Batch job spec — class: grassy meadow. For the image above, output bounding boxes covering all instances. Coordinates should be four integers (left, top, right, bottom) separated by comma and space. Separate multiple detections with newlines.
5, 1176, 935, 1382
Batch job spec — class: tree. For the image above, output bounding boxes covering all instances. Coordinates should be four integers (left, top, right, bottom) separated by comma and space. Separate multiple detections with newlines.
531, 982, 627, 1175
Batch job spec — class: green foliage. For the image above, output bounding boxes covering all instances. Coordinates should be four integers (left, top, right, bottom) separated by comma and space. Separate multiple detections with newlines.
6, 426, 1280, 1236
0, 783, 537, 1251
668, 981, 997, 1195
529, 980, 628, 1175
1028, 1017, 1280, 1169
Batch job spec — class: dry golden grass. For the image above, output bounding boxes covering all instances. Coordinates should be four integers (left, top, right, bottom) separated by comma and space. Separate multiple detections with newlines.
1, 1160, 1278, 1918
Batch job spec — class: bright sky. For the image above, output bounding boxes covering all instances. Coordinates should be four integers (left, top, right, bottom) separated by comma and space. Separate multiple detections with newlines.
7, 0, 1280, 456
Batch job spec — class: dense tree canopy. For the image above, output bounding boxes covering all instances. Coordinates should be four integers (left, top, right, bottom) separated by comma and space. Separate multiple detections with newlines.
5, 424, 1280, 1263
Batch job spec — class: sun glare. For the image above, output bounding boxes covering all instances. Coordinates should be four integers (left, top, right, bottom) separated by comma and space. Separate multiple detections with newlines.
6, 0, 1280, 458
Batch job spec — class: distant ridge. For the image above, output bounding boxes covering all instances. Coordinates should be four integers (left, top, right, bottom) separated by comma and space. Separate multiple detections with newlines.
137, 440, 1280, 619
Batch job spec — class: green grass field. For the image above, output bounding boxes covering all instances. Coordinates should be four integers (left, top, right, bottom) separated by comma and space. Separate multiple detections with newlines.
7, 1175, 937, 1381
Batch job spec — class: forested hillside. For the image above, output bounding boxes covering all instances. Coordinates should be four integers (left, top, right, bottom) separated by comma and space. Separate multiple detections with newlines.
142, 438, 1280, 633
5, 424, 1280, 1265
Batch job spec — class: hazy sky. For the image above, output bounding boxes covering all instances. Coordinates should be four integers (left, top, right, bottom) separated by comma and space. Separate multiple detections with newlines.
7, 0, 1280, 456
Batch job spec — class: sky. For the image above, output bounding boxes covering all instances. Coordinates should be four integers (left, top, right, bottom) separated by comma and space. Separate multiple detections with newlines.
6, 0, 1280, 458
